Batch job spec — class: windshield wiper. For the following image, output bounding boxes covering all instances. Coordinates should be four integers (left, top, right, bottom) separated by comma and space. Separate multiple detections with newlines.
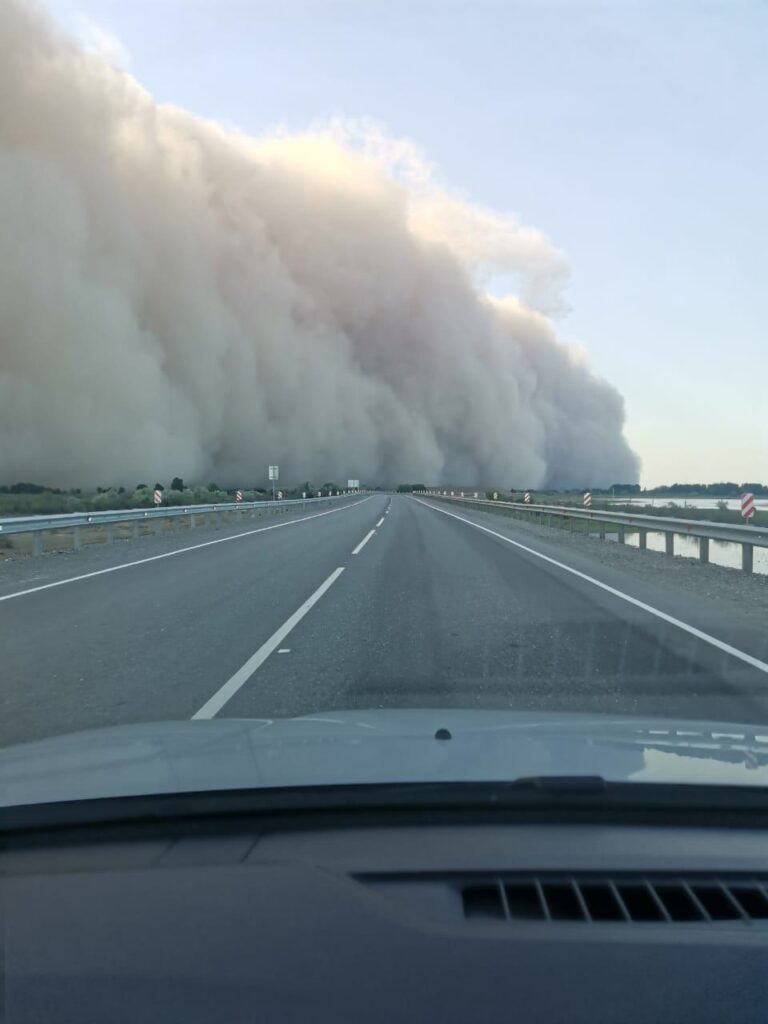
5, 778, 768, 840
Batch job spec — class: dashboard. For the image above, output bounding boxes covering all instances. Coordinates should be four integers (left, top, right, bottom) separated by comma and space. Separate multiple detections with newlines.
3, 818, 768, 1022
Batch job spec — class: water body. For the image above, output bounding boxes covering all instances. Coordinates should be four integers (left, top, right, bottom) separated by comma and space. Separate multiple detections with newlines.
607, 497, 767, 512
603, 531, 768, 576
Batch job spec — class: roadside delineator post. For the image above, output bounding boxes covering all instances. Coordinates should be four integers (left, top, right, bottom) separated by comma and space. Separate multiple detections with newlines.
741, 493, 756, 573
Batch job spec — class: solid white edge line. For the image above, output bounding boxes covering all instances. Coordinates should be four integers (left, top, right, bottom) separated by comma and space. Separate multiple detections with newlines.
192, 567, 345, 719
0, 498, 372, 603
376, 517, 385, 527
352, 529, 376, 555
413, 497, 768, 674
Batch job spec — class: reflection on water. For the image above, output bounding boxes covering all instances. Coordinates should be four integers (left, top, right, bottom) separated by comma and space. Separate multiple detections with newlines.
604, 531, 768, 575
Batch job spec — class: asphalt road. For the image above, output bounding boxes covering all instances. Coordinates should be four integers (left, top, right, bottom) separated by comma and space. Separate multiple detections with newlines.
1, 494, 767, 747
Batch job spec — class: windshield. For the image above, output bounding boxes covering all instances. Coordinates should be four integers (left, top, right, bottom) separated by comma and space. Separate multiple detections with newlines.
1, 0, 766, 807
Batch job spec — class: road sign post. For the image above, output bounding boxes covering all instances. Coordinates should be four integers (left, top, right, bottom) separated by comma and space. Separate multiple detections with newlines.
584, 491, 592, 508
153, 488, 162, 506
268, 465, 279, 502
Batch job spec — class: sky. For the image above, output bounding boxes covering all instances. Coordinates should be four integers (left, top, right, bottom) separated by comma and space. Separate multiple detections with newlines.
39, 0, 768, 487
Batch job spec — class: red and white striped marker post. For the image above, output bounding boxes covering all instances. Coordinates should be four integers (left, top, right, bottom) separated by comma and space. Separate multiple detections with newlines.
153, 488, 162, 506
583, 491, 592, 508
235, 490, 243, 503
741, 492, 756, 522
524, 491, 531, 503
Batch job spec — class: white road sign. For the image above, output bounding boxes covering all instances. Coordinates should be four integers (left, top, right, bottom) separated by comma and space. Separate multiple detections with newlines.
268, 465, 279, 481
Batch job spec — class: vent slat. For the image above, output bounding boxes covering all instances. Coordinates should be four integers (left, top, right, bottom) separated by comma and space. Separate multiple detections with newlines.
580, 882, 624, 921
654, 883, 706, 921
642, 881, 673, 922
728, 885, 768, 919
533, 879, 551, 922
570, 880, 592, 922
682, 884, 712, 922
692, 885, 743, 921
505, 882, 545, 920
607, 882, 632, 922
461, 876, 768, 925
612, 883, 666, 922
715, 882, 749, 920
542, 882, 585, 921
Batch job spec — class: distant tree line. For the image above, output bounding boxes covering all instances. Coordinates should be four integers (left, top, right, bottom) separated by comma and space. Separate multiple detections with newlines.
641, 482, 768, 496
0, 477, 361, 515
508, 482, 768, 497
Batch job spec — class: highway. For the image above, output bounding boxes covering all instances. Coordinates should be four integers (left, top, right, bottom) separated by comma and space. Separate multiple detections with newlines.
1, 494, 768, 748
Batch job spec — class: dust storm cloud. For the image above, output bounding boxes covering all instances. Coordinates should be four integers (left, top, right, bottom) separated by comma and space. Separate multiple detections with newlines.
0, 0, 639, 489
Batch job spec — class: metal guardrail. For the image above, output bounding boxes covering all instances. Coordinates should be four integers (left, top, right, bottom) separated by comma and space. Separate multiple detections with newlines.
421, 493, 767, 573
0, 493, 366, 556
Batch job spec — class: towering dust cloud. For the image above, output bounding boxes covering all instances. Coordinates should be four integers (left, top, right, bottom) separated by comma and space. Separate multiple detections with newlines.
0, 0, 639, 489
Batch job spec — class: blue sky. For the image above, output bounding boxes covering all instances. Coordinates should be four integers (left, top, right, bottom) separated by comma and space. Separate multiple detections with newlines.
42, 0, 768, 486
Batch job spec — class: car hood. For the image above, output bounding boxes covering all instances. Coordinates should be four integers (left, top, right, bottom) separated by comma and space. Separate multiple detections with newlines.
1, 709, 768, 807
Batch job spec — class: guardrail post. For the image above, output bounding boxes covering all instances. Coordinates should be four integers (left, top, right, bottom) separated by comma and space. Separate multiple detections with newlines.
618, 526, 625, 544
599, 526, 605, 541
665, 533, 674, 557
638, 529, 647, 550
72, 526, 81, 550
32, 531, 43, 557
106, 525, 114, 545
154, 518, 163, 535
189, 513, 196, 530
132, 521, 139, 540
743, 543, 754, 575
699, 537, 709, 564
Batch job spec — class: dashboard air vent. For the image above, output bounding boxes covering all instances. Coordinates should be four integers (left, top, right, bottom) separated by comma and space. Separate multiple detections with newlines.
462, 877, 768, 924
